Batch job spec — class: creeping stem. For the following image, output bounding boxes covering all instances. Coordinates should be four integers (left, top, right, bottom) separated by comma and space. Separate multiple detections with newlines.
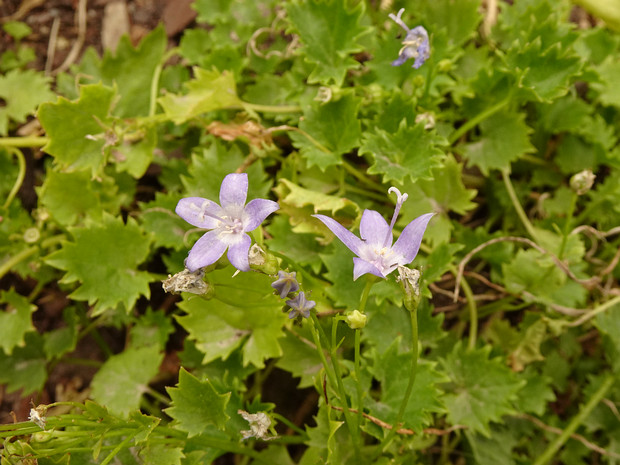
3, 147, 26, 210
533, 373, 615, 465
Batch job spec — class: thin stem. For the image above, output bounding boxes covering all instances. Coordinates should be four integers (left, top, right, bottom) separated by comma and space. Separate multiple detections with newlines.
558, 192, 577, 259
149, 48, 179, 117
242, 102, 301, 113
341, 160, 385, 193
532, 373, 615, 465
0, 246, 38, 280
568, 295, 620, 327
0, 137, 48, 148
3, 147, 26, 210
308, 315, 361, 458
271, 413, 308, 438
448, 96, 511, 145
501, 169, 540, 242
377, 302, 420, 454
460, 276, 478, 351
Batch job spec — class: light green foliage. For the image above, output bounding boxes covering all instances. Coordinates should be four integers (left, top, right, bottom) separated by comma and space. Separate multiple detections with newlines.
0, 69, 54, 135
462, 109, 535, 174
176, 267, 286, 368
91, 345, 163, 416
290, 93, 362, 170
158, 68, 242, 124
45, 214, 152, 314
139, 192, 188, 250
0, 332, 47, 394
100, 27, 167, 117
360, 120, 446, 184
367, 340, 447, 431
286, 0, 370, 85
165, 368, 231, 435
441, 344, 524, 436
0, 289, 36, 355
38, 83, 116, 175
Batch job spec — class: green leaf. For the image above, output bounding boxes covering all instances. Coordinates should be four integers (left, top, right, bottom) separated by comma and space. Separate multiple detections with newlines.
440, 343, 524, 436
176, 267, 286, 368
592, 57, 620, 108
100, 27, 167, 117
465, 426, 518, 465
513, 366, 556, 415
45, 213, 153, 315
91, 345, 163, 416
274, 329, 323, 388
165, 367, 231, 435
595, 301, 620, 373
139, 444, 184, 465
462, 109, 535, 175
3, 21, 32, 41
181, 141, 272, 201
0, 332, 47, 394
286, 0, 370, 85
505, 39, 581, 102
38, 83, 116, 175
130, 309, 175, 351
158, 68, 242, 124
112, 127, 156, 178
419, 155, 477, 215
43, 308, 78, 359
37, 170, 121, 226
265, 215, 324, 274
418, 0, 482, 48
139, 192, 187, 250
360, 120, 446, 184
289, 94, 362, 170
0, 69, 54, 135
367, 340, 447, 432
0, 289, 36, 355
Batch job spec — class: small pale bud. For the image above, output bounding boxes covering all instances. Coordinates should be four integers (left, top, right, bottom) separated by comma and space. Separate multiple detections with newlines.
314, 86, 333, 103
23, 228, 40, 243
570, 170, 596, 195
162, 268, 211, 296
346, 310, 367, 329
397, 266, 421, 311
415, 112, 435, 130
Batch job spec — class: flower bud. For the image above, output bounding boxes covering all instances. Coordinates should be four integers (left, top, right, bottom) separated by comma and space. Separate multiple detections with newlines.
570, 170, 596, 195
345, 310, 367, 329
397, 266, 421, 312
23, 228, 40, 243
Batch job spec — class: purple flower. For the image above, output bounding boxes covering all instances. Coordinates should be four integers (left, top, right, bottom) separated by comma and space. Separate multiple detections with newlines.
286, 291, 315, 319
271, 271, 300, 299
389, 8, 430, 69
176, 173, 279, 272
314, 188, 433, 280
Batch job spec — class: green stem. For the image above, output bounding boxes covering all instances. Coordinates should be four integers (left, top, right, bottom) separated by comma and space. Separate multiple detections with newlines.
448, 96, 511, 145
3, 147, 26, 210
242, 102, 301, 113
341, 160, 385, 193
308, 315, 361, 458
149, 48, 180, 117
460, 276, 478, 351
501, 169, 540, 242
0, 137, 48, 148
0, 245, 38, 280
377, 302, 420, 454
558, 192, 577, 259
532, 373, 615, 465
271, 413, 308, 438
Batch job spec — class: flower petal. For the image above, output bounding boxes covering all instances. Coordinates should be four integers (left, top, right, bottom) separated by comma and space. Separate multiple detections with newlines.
313, 214, 363, 256
219, 173, 248, 208
359, 209, 390, 247
185, 230, 228, 272
392, 213, 434, 263
244, 198, 279, 231
176, 197, 223, 229
353, 257, 386, 280
227, 233, 252, 271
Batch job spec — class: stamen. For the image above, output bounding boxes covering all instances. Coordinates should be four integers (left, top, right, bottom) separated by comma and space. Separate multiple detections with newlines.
384, 187, 409, 247
389, 8, 410, 33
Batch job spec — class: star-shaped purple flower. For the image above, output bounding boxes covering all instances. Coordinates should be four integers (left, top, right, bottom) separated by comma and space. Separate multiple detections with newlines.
389, 8, 430, 69
176, 173, 279, 272
314, 188, 433, 280
286, 291, 315, 319
271, 271, 300, 299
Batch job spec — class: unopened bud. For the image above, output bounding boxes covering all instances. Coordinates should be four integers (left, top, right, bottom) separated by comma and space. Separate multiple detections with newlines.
570, 170, 595, 195
397, 266, 421, 311
345, 310, 367, 329
23, 228, 40, 243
